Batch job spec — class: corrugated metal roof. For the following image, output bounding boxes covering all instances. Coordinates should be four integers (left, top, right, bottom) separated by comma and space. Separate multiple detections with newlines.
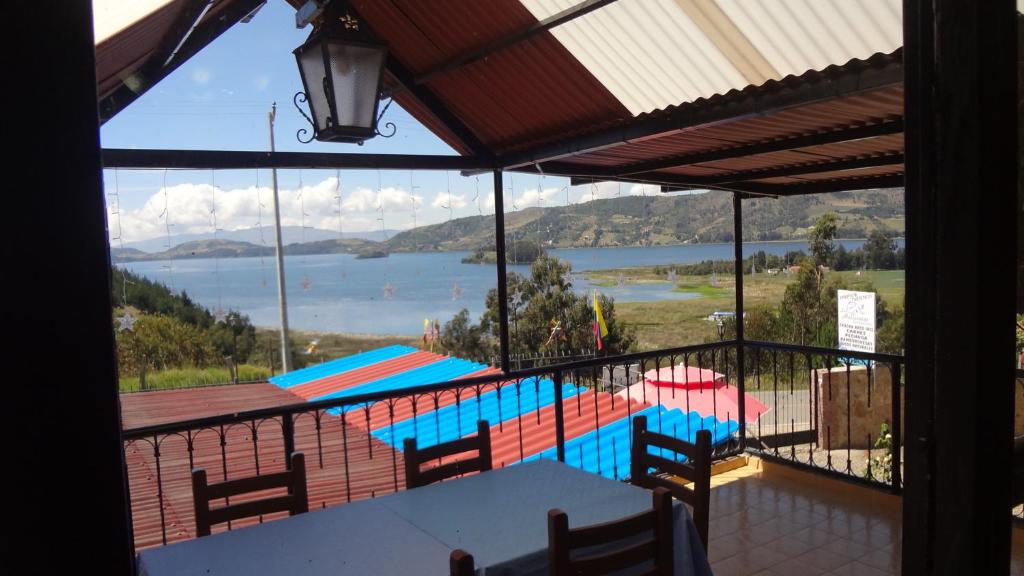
553, 57, 904, 192
93, 0, 177, 44
351, 0, 631, 153
523, 0, 749, 115
94, 0, 246, 101
521, 0, 902, 116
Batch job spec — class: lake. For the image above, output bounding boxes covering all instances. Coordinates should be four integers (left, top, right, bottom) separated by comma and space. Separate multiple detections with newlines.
118, 240, 886, 335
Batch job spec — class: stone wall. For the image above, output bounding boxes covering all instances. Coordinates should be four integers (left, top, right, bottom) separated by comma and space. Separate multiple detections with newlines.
816, 364, 903, 450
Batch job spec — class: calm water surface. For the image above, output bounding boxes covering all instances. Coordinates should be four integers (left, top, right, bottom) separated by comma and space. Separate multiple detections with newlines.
119, 240, 881, 335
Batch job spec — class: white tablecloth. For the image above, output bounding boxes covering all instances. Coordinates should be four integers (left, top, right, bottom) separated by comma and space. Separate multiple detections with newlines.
136, 499, 453, 576
379, 459, 713, 576
137, 459, 713, 576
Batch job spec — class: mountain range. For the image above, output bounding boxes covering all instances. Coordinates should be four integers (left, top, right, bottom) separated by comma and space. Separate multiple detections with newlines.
111, 189, 904, 262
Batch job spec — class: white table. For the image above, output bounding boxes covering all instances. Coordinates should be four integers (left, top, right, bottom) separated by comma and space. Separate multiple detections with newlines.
137, 459, 713, 576
136, 499, 453, 576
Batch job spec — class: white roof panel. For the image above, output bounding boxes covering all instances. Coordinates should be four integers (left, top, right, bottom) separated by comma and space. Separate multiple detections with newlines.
716, 0, 901, 76
520, 0, 902, 116
522, 0, 748, 115
92, 0, 176, 45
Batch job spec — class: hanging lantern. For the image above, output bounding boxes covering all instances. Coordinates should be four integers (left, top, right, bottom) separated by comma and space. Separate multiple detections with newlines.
293, 5, 389, 144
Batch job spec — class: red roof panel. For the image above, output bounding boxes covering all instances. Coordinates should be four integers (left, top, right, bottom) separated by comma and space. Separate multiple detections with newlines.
350, 0, 631, 154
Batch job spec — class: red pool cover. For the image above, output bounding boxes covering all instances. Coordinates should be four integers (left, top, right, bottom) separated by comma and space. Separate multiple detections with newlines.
288, 351, 449, 400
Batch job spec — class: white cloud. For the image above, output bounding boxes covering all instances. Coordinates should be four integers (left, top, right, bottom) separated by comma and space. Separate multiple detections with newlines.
431, 191, 468, 210
342, 186, 422, 213
191, 67, 212, 85
515, 186, 563, 208
111, 177, 426, 241
253, 75, 270, 91
628, 183, 661, 196
575, 181, 623, 203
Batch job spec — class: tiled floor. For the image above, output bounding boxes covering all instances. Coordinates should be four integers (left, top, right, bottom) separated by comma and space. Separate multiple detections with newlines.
705, 458, 1024, 575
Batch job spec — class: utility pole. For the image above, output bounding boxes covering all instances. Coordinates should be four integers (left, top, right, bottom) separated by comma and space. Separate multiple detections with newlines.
269, 103, 292, 372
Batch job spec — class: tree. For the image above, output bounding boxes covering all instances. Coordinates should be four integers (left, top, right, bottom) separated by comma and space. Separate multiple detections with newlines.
114, 312, 217, 376
444, 255, 635, 360
808, 212, 839, 269
863, 229, 897, 269
877, 302, 905, 355
439, 309, 494, 361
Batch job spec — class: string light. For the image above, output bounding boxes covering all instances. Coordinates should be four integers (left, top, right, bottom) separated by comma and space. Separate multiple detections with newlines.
211, 169, 227, 322
378, 169, 395, 299
108, 168, 136, 331
255, 168, 268, 288
335, 169, 346, 280
298, 170, 313, 292
160, 168, 175, 291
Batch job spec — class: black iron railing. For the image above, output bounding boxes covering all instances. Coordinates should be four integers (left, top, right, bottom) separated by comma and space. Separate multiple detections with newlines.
122, 340, 905, 549
741, 341, 904, 491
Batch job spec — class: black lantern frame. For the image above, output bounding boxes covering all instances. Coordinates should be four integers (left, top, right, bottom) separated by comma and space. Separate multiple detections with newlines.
292, 7, 390, 144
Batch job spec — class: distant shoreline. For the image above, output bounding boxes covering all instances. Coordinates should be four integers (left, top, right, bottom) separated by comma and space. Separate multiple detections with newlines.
113, 236, 903, 264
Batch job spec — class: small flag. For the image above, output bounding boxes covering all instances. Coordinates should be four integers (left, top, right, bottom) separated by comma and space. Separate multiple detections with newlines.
593, 291, 608, 350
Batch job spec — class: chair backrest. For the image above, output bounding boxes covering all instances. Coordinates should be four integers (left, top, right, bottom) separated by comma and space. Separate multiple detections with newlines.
404, 419, 492, 489
192, 451, 309, 537
548, 487, 674, 576
450, 549, 475, 576
630, 415, 712, 551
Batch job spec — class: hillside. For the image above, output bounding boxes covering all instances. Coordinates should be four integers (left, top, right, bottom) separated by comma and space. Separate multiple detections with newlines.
384, 188, 904, 251
112, 237, 378, 262
111, 189, 904, 261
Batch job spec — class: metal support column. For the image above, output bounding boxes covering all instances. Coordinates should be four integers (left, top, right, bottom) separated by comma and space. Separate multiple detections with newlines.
733, 193, 746, 449
493, 170, 511, 373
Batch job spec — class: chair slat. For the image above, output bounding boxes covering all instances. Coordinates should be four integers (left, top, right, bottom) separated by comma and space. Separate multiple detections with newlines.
192, 452, 308, 537
416, 434, 485, 462
416, 457, 484, 487
572, 538, 657, 576
206, 495, 297, 526
634, 473, 696, 506
568, 509, 655, 548
204, 470, 295, 500
547, 487, 674, 576
638, 452, 697, 483
640, 429, 702, 459
630, 416, 711, 553
404, 420, 492, 489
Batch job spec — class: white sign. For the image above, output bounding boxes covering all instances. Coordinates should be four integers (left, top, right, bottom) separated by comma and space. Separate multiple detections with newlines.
837, 290, 875, 353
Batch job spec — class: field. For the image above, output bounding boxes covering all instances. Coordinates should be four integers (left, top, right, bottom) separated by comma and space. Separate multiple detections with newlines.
586, 268, 905, 351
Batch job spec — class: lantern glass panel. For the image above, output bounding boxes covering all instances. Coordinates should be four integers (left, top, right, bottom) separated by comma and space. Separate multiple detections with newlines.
297, 43, 331, 131
326, 41, 386, 129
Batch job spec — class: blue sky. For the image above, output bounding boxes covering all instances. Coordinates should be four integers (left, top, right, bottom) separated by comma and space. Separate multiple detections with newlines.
100, 0, 662, 245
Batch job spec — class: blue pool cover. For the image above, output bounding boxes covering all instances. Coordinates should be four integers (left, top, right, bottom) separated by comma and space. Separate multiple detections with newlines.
376, 380, 583, 449
269, 345, 416, 388
523, 406, 739, 481
316, 356, 491, 408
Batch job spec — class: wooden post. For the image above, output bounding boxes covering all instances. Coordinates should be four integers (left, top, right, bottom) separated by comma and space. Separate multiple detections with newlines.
902, 1, 1016, 573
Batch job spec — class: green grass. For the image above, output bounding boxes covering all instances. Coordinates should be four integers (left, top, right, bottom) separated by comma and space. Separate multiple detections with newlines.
672, 282, 731, 298
119, 364, 272, 393
608, 269, 905, 351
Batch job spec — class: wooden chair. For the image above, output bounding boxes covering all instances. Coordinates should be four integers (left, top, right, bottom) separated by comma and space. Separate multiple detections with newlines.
191, 451, 309, 537
630, 415, 712, 551
450, 549, 475, 576
404, 419, 492, 488
548, 487, 674, 576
